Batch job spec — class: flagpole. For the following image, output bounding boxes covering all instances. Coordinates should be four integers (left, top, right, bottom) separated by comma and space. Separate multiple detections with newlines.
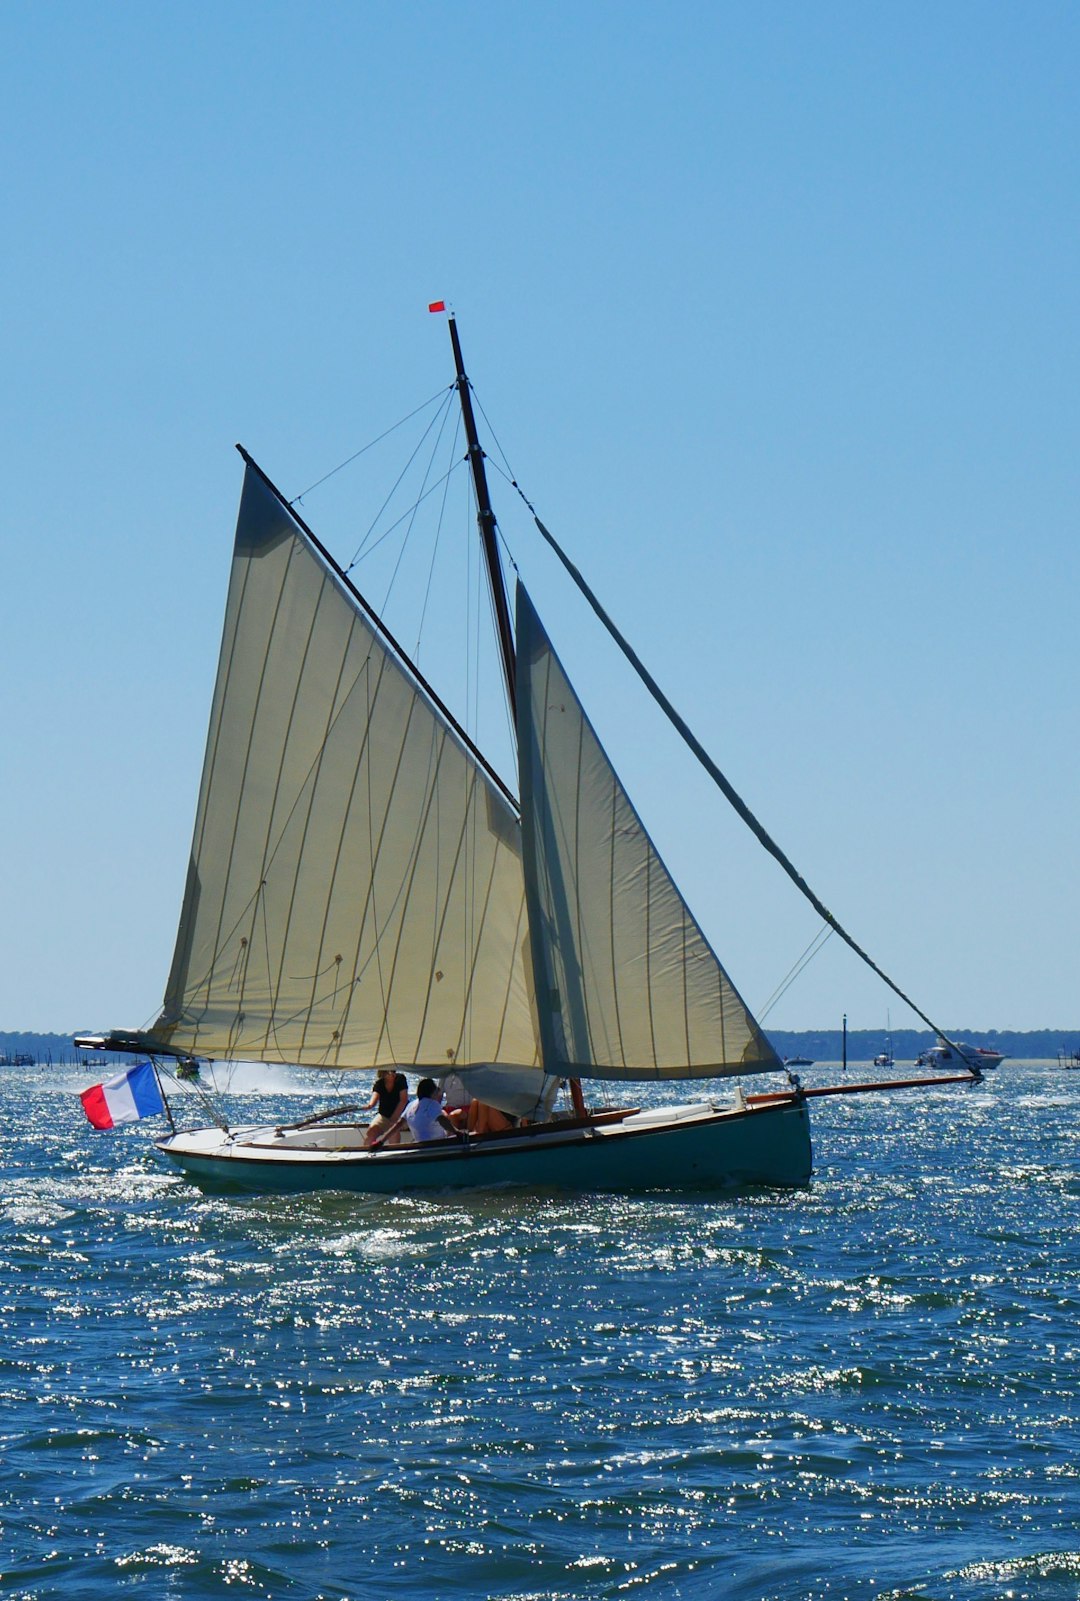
150, 1058, 176, 1132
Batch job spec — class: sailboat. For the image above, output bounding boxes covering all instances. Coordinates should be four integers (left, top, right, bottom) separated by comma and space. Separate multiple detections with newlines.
76, 318, 970, 1193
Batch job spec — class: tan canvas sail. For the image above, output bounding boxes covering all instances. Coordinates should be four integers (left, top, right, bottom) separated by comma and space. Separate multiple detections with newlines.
516, 584, 780, 1081
151, 464, 540, 1077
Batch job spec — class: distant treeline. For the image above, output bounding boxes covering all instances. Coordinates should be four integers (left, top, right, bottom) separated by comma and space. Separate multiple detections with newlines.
768, 1029, 1079, 1062
2, 1027, 1078, 1066
0, 1031, 122, 1067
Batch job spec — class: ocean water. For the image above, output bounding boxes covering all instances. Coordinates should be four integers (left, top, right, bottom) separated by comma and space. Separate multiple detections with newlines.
2, 1062, 1079, 1601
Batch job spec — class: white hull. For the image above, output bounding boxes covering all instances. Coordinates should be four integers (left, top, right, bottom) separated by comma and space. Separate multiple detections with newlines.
156, 1097, 812, 1195
918, 1044, 1004, 1072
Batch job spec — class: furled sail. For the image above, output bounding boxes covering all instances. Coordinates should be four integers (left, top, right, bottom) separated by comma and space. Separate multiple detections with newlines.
516, 584, 780, 1081
151, 464, 541, 1077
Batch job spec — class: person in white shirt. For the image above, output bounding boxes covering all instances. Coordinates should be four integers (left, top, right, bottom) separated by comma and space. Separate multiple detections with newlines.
380, 1078, 463, 1147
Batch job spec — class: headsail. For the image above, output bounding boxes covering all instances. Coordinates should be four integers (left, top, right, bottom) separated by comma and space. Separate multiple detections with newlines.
151, 463, 540, 1077
516, 584, 780, 1081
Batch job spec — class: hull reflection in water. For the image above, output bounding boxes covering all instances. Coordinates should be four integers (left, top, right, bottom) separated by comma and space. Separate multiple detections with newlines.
157, 1097, 812, 1195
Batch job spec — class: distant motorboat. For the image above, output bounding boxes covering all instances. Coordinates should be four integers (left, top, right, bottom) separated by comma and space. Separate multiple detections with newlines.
783, 1056, 814, 1068
915, 1039, 1004, 1072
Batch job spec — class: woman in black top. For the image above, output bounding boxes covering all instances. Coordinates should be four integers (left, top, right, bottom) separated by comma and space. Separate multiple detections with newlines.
363, 1068, 409, 1147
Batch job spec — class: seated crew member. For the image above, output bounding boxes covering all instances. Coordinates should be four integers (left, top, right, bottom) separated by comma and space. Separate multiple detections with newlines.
392, 1078, 464, 1145
363, 1067, 409, 1148
467, 1100, 514, 1137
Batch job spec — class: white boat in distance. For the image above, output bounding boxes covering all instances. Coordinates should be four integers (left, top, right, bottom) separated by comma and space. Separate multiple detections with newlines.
917, 1039, 1005, 1072
874, 1012, 894, 1067
78, 318, 972, 1194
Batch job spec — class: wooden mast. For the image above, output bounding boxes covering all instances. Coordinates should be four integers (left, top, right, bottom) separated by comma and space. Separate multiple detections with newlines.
447, 316, 587, 1120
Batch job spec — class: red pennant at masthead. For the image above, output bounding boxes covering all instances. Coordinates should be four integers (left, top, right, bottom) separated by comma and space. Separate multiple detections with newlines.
428, 300, 446, 313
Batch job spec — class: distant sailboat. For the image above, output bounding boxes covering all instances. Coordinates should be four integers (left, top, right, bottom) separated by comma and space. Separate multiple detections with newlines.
874, 1014, 894, 1068
77, 318, 978, 1192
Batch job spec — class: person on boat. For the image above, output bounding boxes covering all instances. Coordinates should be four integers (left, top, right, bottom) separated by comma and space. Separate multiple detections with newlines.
435, 1072, 511, 1136
363, 1067, 409, 1147
395, 1078, 463, 1144
466, 1100, 513, 1137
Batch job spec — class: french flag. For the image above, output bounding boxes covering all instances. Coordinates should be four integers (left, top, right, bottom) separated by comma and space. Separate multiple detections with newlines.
80, 1061, 164, 1129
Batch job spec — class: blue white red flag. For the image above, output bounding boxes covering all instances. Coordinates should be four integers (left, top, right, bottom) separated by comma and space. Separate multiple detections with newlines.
80, 1061, 164, 1129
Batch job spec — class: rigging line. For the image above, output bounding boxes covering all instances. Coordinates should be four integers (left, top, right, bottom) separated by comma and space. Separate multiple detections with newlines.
497, 521, 520, 575
760, 929, 833, 1021
415, 410, 463, 658
379, 382, 458, 617
484, 462, 523, 574
515, 493, 967, 1061
471, 386, 518, 486
759, 924, 833, 1018
163, 1061, 229, 1130
758, 926, 835, 1023
290, 386, 454, 504
486, 456, 519, 493
347, 391, 456, 569
347, 460, 464, 570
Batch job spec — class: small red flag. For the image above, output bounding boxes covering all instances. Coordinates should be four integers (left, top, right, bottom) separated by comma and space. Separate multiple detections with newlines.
428, 300, 446, 313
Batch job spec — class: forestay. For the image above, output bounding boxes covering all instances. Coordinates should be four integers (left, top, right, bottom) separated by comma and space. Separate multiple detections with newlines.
515, 584, 780, 1081
152, 465, 541, 1078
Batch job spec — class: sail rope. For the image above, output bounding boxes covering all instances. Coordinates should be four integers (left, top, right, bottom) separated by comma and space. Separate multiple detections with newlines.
377, 388, 459, 619
347, 391, 458, 571
343, 459, 465, 572
501, 479, 964, 1058
159, 1060, 229, 1130
415, 410, 463, 659
290, 386, 453, 505
758, 925, 835, 1023
471, 388, 518, 492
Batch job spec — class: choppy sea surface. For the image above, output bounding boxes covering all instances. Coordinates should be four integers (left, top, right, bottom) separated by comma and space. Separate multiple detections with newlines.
3, 1061, 1079, 1601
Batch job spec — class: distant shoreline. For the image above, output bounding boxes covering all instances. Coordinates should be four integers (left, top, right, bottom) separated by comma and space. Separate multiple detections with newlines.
768, 1028, 1076, 1062
3, 1027, 1078, 1066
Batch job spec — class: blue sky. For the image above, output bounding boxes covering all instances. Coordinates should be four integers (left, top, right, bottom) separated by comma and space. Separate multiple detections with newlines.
3, 1, 1077, 1035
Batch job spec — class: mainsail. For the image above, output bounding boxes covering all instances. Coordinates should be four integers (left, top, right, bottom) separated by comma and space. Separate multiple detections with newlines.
152, 464, 540, 1078
516, 584, 780, 1081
